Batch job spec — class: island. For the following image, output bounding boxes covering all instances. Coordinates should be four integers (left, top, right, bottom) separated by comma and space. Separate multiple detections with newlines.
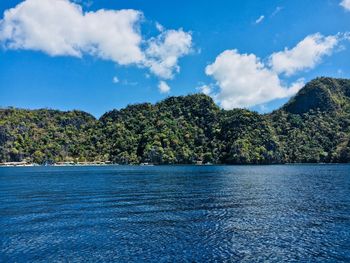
1, 77, 349, 165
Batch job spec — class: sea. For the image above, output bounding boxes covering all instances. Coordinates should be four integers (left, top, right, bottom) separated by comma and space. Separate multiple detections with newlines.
0, 165, 349, 262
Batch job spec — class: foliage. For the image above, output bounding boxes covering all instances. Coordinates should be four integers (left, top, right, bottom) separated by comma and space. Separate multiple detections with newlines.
1, 77, 349, 164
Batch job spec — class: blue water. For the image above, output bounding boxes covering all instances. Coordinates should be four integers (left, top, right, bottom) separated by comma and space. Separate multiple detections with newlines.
0, 165, 349, 262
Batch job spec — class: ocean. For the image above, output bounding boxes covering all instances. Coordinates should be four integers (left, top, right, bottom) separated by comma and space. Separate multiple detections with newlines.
1, 165, 349, 262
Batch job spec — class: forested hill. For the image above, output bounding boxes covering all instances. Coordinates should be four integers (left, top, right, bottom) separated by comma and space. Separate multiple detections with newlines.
1, 77, 350, 164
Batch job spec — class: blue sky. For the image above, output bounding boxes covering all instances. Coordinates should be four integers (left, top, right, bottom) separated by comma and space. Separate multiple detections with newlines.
0, 0, 350, 117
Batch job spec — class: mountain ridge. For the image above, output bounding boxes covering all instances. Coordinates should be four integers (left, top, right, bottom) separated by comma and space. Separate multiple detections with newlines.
1, 77, 350, 164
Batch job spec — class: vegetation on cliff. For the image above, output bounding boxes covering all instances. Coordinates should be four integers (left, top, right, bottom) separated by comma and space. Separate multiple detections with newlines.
1, 77, 349, 164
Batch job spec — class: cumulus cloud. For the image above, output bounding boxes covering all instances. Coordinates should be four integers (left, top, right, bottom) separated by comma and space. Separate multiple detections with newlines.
0, 0, 144, 64
205, 50, 304, 109
155, 22, 164, 32
340, 0, 350, 11
205, 32, 347, 109
0, 0, 192, 82
158, 81, 170, 93
72, 0, 93, 8
255, 15, 265, 24
145, 29, 192, 79
112, 76, 119, 84
197, 85, 212, 95
269, 33, 339, 76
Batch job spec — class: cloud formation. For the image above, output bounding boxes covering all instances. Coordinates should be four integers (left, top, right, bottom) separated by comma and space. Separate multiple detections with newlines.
0, 0, 192, 82
271, 6, 283, 17
205, 50, 304, 109
205, 33, 350, 109
145, 29, 192, 79
340, 0, 350, 11
0, 0, 144, 64
197, 85, 212, 95
205, 32, 347, 110
255, 15, 265, 24
158, 81, 170, 93
269, 33, 340, 76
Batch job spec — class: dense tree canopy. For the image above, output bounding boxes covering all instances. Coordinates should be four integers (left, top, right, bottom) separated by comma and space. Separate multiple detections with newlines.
1, 77, 349, 164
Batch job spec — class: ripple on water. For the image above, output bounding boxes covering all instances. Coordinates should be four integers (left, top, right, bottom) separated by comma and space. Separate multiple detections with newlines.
1, 165, 350, 262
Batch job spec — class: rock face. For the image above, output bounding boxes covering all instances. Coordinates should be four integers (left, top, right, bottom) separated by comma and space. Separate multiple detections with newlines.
1, 77, 350, 164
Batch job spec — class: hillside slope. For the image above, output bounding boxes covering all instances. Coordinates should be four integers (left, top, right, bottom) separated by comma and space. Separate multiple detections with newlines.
1, 77, 349, 164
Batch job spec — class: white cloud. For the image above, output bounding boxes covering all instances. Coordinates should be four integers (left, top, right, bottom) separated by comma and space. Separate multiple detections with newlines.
205, 49, 305, 109
255, 15, 265, 24
112, 76, 119, 83
155, 22, 164, 32
269, 33, 339, 76
206, 32, 346, 109
197, 85, 212, 95
271, 6, 283, 17
0, 0, 193, 82
145, 29, 192, 79
340, 0, 350, 11
72, 0, 93, 8
158, 81, 170, 94
0, 0, 144, 65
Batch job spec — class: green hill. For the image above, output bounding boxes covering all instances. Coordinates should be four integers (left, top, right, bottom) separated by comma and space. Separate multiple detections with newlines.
1, 77, 349, 164
273, 77, 350, 163
282, 77, 350, 114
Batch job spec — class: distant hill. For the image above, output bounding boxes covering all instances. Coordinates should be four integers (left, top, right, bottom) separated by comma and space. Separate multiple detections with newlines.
1, 77, 349, 164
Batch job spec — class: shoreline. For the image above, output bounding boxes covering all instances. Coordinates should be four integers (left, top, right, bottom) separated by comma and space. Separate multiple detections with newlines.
0, 162, 349, 167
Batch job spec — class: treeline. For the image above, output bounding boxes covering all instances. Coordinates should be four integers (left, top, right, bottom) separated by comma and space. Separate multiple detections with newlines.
1, 77, 350, 164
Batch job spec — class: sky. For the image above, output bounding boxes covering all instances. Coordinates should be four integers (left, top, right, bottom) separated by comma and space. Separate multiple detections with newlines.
0, 0, 350, 117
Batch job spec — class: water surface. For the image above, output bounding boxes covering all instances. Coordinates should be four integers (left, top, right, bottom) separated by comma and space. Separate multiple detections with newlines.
1, 165, 349, 262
